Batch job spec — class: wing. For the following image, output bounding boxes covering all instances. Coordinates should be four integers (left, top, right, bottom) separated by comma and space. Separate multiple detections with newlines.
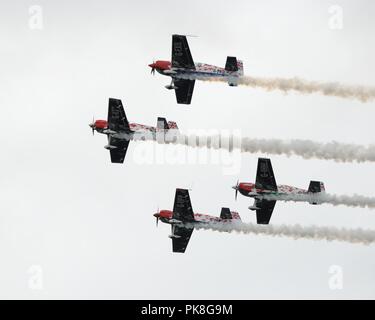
108, 136, 130, 164
107, 98, 130, 132
255, 199, 276, 224
172, 225, 194, 253
255, 158, 277, 191
174, 79, 195, 105
171, 35, 195, 69
172, 188, 195, 222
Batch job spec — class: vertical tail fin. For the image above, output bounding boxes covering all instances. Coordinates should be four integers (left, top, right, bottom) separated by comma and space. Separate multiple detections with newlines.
225, 57, 243, 86
220, 208, 241, 220
230, 211, 241, 221
308, 181, 325, 193
167, 121, 178, 130
220, 207, 232, 219
308, 181, 325, 205
156, 118, 179, 144
157, 117, 169, 130
225, 56, 239, 72
157, 117, 179, 131
224, 56, 244, 75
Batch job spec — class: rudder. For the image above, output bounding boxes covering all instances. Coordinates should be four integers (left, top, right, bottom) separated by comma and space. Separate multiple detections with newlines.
308, 181, 325, 205
225, 56, 239, 72
308, 181, 325, 193
220, 207, 232, 219
157, 117, 169, 130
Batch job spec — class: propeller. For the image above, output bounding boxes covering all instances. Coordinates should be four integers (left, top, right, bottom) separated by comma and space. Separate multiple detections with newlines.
150, 59, 156, 75
155, 206, 159, 227
233, 180, 239, 201
89, 116, 95, 135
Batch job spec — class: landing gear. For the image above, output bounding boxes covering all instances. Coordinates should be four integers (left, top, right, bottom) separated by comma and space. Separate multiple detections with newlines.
165, 79, 178, 90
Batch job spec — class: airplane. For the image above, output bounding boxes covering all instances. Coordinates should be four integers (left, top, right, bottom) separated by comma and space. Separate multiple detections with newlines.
89, 98, 178, 163
233, 158, 326, 224
148, 34, 244, 105
154, 188, 241, 253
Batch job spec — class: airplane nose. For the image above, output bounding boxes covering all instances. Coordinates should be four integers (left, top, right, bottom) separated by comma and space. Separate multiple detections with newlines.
153, 213, 160, 218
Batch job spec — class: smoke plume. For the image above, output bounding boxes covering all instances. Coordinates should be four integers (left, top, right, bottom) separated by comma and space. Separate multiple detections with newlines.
197, 75, 375, 103
262, 193, 375, 209
191, 221, 375, 245
137, 132, 375, 163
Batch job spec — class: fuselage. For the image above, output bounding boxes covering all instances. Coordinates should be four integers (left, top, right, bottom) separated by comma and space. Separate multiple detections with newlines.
237, 182, 309, 199
90, 119, 173, 139
154, 209, 241, 226
149, 60, 243, 80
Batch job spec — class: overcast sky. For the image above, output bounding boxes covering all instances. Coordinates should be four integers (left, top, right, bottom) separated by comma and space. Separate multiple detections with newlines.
1, 0, 375, 299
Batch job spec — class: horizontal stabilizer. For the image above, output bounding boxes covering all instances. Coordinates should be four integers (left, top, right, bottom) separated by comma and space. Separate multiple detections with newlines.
167, 121, 178, 130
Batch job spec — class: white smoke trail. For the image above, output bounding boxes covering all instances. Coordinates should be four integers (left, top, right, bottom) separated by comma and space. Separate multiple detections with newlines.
190, 221, 375, 245
196, 75, 375, 103
136, 132, 375, 163
262, 193, 375, 209
239, 138, 375, 163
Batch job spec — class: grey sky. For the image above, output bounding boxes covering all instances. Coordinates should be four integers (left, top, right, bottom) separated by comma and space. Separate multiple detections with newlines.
0, 0, 375, 299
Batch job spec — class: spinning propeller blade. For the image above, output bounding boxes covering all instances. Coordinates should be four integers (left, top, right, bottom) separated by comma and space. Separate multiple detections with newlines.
89, 116, 95, 135
234, 180, 239, 201
155, 206, 159, 227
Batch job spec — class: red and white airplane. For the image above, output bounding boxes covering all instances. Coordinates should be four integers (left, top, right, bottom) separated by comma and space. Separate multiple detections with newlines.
154, 188, 241, 253
233, 158, 326, 224
89, 98, 178, 163
149, 34, 244, 104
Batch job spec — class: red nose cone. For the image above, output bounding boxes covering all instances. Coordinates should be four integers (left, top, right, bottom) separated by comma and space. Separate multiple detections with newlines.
159, 210, 173, 219
148, 60, 171, 71
95, 120, 108, 129
239, 183, 252, 192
